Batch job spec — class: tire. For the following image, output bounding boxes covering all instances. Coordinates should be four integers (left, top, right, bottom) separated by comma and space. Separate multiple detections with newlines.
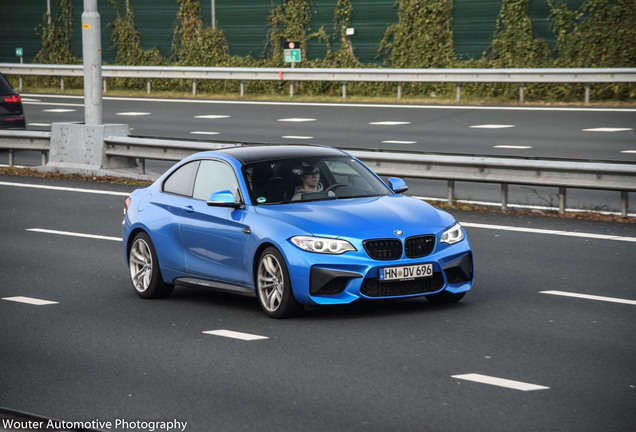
128, 232, 173, 299
256, 247, 303, 318
426, 291, 465, 304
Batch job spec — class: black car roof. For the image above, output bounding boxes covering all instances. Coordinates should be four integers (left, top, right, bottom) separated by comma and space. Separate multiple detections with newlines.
0, 72, 19, 95
218, 144, 348, 164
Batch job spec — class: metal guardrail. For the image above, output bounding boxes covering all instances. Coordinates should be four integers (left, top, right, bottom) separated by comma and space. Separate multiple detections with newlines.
2, 63, 636, 102
0, 130, 50, 166
1, 130, 634, 216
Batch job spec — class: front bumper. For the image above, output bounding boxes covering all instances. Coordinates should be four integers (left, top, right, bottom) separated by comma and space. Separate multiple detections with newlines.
283, 240, 474, 306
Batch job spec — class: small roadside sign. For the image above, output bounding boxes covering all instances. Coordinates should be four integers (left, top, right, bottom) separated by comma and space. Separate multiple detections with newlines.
283, 41, 301, 63
284, 49, 301, 63
16, 48, 23, 57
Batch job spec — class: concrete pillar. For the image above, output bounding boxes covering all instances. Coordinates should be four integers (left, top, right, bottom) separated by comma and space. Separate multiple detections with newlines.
46, 123, 134, 174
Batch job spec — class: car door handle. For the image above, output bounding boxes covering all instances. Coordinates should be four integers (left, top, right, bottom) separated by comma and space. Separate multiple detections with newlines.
183, 205, 194, 213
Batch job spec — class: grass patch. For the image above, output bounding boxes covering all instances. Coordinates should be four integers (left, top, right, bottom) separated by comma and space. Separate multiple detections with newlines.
0, 166, 152, 187
20, 85, 636, 107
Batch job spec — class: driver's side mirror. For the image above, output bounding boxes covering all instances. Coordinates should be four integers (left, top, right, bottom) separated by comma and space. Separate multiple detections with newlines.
388, 177, 408, 194
207, 190, 244, 209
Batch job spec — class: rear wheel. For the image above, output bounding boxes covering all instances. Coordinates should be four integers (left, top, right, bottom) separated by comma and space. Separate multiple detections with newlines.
256, 247, 303, 318
128, 232, 173, 299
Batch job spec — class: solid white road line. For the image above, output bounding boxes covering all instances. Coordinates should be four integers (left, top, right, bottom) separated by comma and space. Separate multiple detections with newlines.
452, 373, 550, 391
583, 127, 632, 132
540, 290, 636, 306
461, 222, 636, 243
2, 296, 58, 306
0, 181, 129, 196
470, 124, 515, 129
203, 330, 269, 341
27, 228, 122, 242
2, 182, 633, 242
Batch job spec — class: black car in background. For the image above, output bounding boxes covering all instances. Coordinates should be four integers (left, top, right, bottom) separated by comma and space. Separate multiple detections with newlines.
0, 73, 26, 129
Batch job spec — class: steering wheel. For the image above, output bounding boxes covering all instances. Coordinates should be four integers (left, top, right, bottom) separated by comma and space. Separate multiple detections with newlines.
325, 183, 347, 193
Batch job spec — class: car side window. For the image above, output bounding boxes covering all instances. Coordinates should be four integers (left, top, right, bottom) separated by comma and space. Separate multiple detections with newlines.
192, 160, 240, 201
163, 161, 200, 196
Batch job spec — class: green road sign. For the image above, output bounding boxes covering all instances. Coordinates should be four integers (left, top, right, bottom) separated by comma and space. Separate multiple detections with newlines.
284, 49, 301, 63
15, 48, 23, 57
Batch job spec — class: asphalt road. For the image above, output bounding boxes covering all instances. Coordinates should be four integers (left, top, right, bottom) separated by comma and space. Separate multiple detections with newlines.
19, 94, 636, 162
1, 175, 635, 432
5, 94, 634, 214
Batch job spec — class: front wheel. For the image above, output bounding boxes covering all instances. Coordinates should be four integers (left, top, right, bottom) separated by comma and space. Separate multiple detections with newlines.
128, 232, 173, 299
256, 247, 303, 318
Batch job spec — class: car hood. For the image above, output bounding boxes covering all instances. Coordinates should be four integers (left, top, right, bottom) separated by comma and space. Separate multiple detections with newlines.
254, 195, 456, 239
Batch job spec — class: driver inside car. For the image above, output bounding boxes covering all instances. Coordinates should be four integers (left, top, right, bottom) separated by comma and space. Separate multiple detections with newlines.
291, 162, 336, 201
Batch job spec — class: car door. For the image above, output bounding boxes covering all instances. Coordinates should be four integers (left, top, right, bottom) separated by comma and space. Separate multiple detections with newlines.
178, 159, 250, 285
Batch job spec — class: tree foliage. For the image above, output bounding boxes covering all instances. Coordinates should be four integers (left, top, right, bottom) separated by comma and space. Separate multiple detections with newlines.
109, 0, 164, 65
485, 0, 551, 67
34, 0, 79, 65
550, 0, 636, 67
379, 0, 456, 68
172, 0, 229, 66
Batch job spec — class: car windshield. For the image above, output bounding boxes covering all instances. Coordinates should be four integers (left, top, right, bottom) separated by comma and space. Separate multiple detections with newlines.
242, 155, 392, 205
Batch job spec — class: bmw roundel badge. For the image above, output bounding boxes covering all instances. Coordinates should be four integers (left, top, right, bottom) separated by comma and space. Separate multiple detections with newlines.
394, 230, 404, 236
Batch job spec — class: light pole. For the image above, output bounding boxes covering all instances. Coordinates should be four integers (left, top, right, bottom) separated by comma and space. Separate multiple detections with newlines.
211, 0, 216, 29
81, 0, 103, 125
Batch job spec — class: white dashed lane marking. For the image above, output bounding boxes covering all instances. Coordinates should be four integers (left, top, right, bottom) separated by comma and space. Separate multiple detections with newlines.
44, 109, 75, 113
470, 124, 515, 129
452, 374, 550, 391
190, 131, 220, 135
494, 145, 532, 149
583, 127, 632, 132
116, 112, 151, 116
2, 296, 58, 306
277, 118, 316, 122
203, 330, 269, 341
382, 140, 416, 144
282, 135, 313, 140
195, 114, 230, 119
369, 121, 410, 125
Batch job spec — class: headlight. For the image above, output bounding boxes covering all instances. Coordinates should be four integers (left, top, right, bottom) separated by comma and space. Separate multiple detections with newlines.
440, 223, 465, 245
290, 236, 356, 254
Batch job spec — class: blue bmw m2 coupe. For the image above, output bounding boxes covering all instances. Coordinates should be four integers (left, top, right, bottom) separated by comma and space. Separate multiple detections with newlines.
122, 145, 473, 318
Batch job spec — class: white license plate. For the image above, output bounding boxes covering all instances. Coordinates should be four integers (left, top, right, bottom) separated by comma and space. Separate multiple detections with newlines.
379, 263, 433, 281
